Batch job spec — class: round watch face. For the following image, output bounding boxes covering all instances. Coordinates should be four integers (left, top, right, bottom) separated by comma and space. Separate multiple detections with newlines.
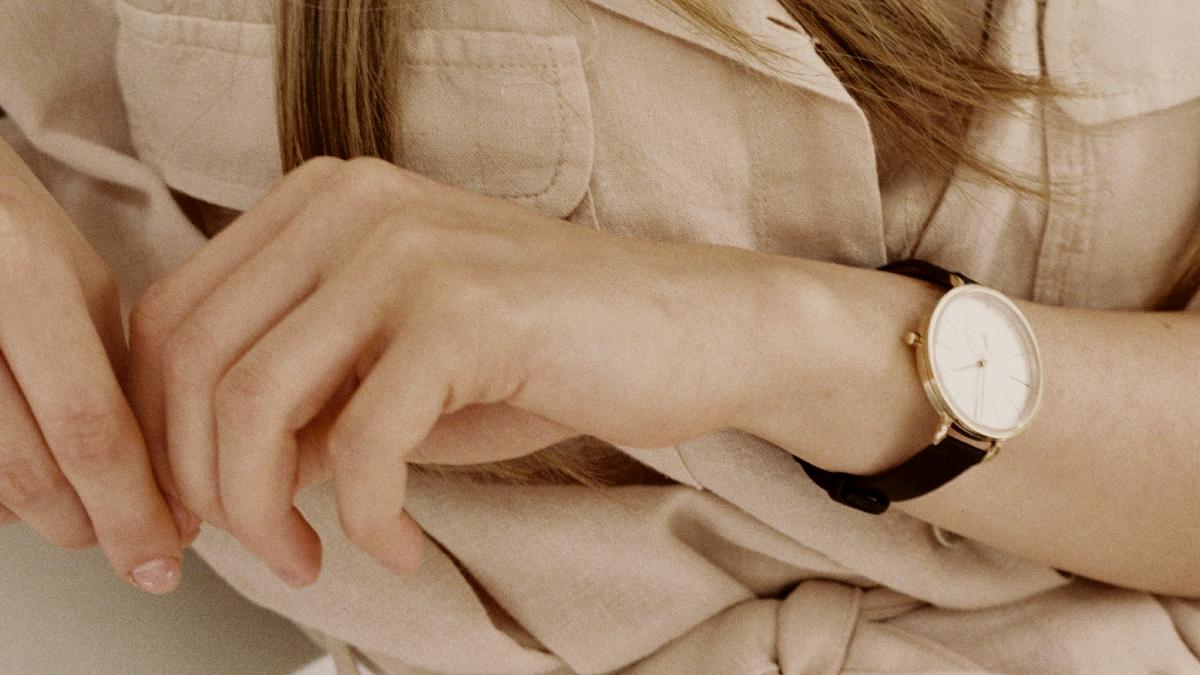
924, 285, 1043, 438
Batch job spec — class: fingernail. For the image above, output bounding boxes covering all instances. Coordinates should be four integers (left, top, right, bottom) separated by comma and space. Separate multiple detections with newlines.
131, 557, 182, 594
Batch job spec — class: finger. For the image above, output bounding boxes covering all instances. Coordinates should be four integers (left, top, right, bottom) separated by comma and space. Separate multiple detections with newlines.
327, 329, 455, 577
216, 215, 448, 580
0, 352, 96, 549
160, 159, 396, 531
132, 157, 344, 529
0, 259, 181, 594
294, 370, 360, 493
213, 246, 395, 586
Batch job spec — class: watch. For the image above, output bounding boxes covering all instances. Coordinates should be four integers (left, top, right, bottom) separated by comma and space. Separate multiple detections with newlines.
794, 258, 1045, 515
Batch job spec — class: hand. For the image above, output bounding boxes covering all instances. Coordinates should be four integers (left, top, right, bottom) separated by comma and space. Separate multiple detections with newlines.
0, 137, 186, 594
128, 156, 772, 586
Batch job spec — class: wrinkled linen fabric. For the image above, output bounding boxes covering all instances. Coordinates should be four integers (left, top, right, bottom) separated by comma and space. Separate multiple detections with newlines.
1, 0, 1198, 673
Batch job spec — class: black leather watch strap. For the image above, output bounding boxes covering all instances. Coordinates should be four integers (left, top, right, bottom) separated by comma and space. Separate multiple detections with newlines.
878, 258, 979, 288
792, 437, 988, 514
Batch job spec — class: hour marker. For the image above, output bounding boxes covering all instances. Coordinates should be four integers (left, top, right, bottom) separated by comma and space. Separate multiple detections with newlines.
1009, 375, 1031, 387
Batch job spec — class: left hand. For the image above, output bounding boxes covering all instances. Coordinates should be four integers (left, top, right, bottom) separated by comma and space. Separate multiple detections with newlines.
127, 156, 778, 586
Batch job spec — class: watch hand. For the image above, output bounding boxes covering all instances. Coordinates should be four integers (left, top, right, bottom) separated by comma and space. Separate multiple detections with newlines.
980, 360, 990, 424
974, 362, 984, 420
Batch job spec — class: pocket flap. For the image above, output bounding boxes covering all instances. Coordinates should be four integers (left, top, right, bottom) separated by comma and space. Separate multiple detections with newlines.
394, 28, 594, 218
1044, 1, 1200, 125
114, 1, 596, 219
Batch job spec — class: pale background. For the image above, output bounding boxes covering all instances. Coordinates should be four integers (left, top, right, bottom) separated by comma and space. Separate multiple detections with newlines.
1, 523, 326, 674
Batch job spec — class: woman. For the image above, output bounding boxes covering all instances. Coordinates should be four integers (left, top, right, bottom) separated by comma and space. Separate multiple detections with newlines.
1, 0, 1198, 672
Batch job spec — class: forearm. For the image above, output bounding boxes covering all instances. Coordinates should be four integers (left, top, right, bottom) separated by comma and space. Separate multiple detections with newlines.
734, 255, 1200, 598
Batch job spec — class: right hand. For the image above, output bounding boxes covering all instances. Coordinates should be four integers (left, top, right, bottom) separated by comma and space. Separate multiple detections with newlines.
0, 136, 190, 594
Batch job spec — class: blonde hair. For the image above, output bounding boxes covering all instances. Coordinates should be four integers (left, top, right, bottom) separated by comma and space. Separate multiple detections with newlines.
276, 0, 1200, 483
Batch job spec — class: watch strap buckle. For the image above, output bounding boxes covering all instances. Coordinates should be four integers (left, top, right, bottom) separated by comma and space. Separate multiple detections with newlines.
830, 477, 891, 514
796, 458, 893, 514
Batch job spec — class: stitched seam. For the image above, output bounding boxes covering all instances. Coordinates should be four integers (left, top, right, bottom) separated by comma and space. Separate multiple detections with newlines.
530, 39, 571, 202
116, 0, 272, 53
119, 0, 273, 25
403, 60, 553, 70
118, 23, 271, 59
744, 80, 768, 254
1066, 122, 1099, 306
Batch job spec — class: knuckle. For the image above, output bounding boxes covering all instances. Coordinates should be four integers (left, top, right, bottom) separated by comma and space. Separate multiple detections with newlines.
299, 155, 346, 175
339, 157, 421, 202
213, 364, 276, 426
384, 220, 445, 262
44, 401, 131, 474
160, 324, 212, 391
0, 454, 61, 509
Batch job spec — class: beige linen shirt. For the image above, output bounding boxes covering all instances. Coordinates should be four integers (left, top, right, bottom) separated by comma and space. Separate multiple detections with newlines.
2, 0, 1200, 673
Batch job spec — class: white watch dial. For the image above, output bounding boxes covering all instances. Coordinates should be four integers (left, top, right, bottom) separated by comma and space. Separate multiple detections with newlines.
926, 285, 1042, 437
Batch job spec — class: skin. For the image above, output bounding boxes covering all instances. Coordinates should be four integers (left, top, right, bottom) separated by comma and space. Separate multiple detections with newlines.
0, 136, 186, 595
743, 259, 1200, 599
130, 155, 1200, 599
128, 156, 777, 584
7, 150, 1198, 599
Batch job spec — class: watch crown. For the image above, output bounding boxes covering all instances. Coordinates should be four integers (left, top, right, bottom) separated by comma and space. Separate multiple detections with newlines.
904, 331, 924, 346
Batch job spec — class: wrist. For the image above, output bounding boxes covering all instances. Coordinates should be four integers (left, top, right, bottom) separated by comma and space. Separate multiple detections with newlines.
733, 256, 945, 474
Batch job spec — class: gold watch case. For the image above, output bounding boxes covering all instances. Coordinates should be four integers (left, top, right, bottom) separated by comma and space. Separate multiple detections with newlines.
903, 275, 1045, 463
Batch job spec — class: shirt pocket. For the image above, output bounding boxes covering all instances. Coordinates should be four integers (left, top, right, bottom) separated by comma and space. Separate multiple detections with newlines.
113, 1, 595, 220
395, 28, 594, 219
1038, 1, 1200, 310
